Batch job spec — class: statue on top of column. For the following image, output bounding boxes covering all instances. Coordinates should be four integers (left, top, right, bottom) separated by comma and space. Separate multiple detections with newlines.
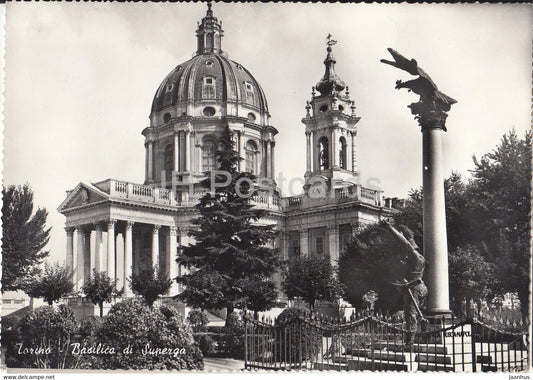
381, 48, 457, 130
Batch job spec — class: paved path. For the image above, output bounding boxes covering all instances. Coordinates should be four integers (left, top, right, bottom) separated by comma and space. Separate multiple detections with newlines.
203, 357, 246, 372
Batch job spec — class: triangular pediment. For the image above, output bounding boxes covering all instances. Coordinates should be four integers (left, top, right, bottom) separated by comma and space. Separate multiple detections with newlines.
58, 183, 109, 213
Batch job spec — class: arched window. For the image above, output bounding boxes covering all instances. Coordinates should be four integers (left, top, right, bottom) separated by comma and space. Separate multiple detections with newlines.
202, 77, 216, 100
245, 140, 258, 174
245, 82, 255, 105
339, 137, 347, 169
202, 138, 216, 172
164, 144, 174, 175
319, 137, 329, 170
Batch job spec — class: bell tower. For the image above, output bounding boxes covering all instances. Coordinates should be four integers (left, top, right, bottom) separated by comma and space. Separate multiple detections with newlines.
302, 36, 361, 193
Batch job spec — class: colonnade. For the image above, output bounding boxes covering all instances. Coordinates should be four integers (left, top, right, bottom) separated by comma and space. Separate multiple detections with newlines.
65, 220, 190, 296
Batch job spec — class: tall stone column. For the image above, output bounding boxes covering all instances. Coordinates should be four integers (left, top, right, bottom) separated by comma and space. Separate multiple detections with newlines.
174, 132, 180, 173
72, 228, 79, 290
299, 229, 309, 256
94, 224, 103, 272
167, 226, 178, 295
266, 140, 272, 178
76, 227, 85, 291
331, 126, 338, 168
107, 219, 116, 282
350, 131, 357, 172
422, 122, 451, 314
147, 141, 154, 181
305, 132, 312, 174
65, 228, 74, 274
152, 225, 161, 269
83, 226, 94, 281
124, 221, 134, 296
327, 225, 339, 267
185, 131, 191, 172
271, 141, 275, 179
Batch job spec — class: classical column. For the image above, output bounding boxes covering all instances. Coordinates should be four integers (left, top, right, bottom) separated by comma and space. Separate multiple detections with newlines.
174, 132, 180, 173
123, 221, 134, 296
84, 229, 92, 282
72, 228, 78, 291
184, 131, 191, 172
299, 229, 309, 256
94, 224, 103, 272
423, 123, 451, 314
271, 141, 275, 178
266, 140, 272, 178
107, 219, 116, 282
351, 131, 357, 172
76, 227, 85, 291
281, 232, 290, 261
167, 226, 178, 295
152, 225, 161, 269
239, 131, 245, 171
147, 141, 154, 181
327, 225, 339, 268
305, 132, 312, 173
65, 228, 74, 274
331, 126, 338, 168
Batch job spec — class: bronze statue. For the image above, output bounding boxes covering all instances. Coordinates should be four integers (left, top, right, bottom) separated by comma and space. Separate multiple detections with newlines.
381, 220, 428, 346
381, 48, 456, 130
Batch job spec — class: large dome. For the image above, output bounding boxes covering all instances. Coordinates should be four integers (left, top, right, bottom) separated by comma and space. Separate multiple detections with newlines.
150, 3, 269, 122
151, 53, 269, 116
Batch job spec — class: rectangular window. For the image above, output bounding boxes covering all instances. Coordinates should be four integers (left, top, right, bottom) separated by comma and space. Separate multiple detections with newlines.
315, 236, 323, 255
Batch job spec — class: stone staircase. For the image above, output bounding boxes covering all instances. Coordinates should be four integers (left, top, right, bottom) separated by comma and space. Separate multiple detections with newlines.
314, 340, 456, 371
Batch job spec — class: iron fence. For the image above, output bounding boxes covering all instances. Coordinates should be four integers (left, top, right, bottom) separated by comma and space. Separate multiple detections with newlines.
244, 310, 529, 372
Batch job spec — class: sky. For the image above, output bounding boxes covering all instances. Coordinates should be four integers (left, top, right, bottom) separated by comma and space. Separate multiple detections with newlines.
3, 2, 532, 266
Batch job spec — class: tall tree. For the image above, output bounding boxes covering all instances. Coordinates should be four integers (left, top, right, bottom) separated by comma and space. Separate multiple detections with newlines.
282, 255, 344, 310
24, 263, 74, 306
176, 125, 280, 323
468, 129, 531, 317
2, 184, 51, 291
82, 270, 116, 316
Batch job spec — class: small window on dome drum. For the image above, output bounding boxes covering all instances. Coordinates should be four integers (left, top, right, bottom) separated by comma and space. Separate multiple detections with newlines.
338, 105, 344, 111
320, 104, 328, 113
247, 113, 256, 122
202, 77, 216, 99
203, 107, 216, 117
166, 83, 174, 92
245, 82, 255, 105
205, 60, 213, 66
163, 113, 171, 123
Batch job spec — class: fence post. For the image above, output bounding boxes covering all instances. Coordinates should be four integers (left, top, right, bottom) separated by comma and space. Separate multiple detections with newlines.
244, 314, 248, 370
470, 320, 476, 372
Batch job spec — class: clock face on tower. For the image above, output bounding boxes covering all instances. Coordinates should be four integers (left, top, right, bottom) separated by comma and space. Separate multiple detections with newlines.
309, 182, 326, 199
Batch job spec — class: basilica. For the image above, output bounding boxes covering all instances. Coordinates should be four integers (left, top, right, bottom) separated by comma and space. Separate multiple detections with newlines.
58, 4, 394, 316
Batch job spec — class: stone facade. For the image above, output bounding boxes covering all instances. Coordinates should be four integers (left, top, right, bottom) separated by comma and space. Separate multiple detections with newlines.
58, 5, 394, 315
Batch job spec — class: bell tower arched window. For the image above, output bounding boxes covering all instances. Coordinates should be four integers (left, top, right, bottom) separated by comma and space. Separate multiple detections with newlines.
319, 137, 329, 170
245, 140, 258, 174
202, 138, 216, 172
202, 77, 216, 100
164, 144, 174, 176
339, 136, 347, 169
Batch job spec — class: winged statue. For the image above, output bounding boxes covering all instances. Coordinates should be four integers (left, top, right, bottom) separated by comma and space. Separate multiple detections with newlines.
381, 48, 456, 128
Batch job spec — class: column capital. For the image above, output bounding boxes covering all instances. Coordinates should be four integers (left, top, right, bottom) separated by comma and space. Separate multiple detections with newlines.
169, 225, 178, 236
299, 228, 308, 236
153, 224, 161, 233
65, 227, 75, 234
107, 219, 117, 228
126, 220, 135, 229
93, 222, 103, 231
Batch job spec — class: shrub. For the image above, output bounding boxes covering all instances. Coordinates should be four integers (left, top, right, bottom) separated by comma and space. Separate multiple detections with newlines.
274, 307, 321, 363
95, 298, 203, 370
187, 309, 209, 332
10, 305, 78, 368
